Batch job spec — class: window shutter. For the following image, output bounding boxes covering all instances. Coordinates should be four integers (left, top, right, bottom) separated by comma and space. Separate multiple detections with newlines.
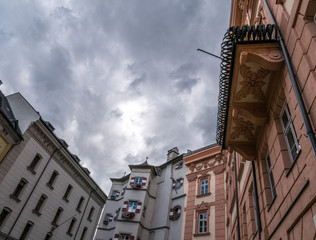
116, 191, 120, 198
114, 209, 119, 220
122, 201, 128, 212
121, 187, 126, 196
113, 234, 119, 240
172, 180, 176, 189
109, 215, 113, 222
130, 235, 135, 240
142, 177, 147, 186
130, 177, 135, 185
136, 202, 142, 213
169, 208, 174, 219
177, 206, 181, 218
180, 178, 184, 186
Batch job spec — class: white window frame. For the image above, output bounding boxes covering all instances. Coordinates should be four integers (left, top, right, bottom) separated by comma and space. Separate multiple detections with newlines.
198, 213, 207, 233
201, 179, 208, 195
280, 103, 301, 162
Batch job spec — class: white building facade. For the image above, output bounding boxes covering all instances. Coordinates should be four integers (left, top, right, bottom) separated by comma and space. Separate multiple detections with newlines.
0, 92, 107, 240
95, 147, 186, 240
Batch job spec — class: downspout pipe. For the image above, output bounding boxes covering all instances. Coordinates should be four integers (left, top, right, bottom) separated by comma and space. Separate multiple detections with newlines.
251, 161, 262, 240
5, 147, 60, 240
233, 152, 241, 240
263, 0, 316, 157
74, 189, 95, 240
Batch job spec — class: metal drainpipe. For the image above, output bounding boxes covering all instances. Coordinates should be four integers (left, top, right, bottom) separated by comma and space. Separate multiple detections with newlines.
263, 0, 316, 157
251, 161, 262, 240
5, 147, 60, 240
74, 189, 94, 240
233, 152, 241, 240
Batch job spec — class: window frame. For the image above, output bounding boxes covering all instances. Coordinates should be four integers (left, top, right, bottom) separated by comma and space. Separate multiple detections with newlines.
265, 152, 276, 200
0, 207, 12, 227
134, 177, 143, 185
194, 209, 210, 236
52, 207, 63, 226
280, 103, 301, 163
33, 194, 47, 216
76, 197, 85, 212
87, 207, 95, 221
27, 154, 42, 174
197, 175, 211, 197
79, 226, 88, 240
10, 178, 28, 202
128, 201, 137, 213
47, 170, 59, 189
19, 221, 34, 240
63, 184, 73, 202
67, 218, 77, 236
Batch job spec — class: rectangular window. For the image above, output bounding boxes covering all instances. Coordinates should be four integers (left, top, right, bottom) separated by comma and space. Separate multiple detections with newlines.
79, 227, 88, 240
252, 190, 259, 231
19, 221, 34, 240
33, 194, 47, 215
111, 190, 119, 199
28, 154, 41, 173
280, 103, 301, 162
47, 171, 58, 188
44, 233, 52, 240
0, 207, 11, 227
76, 197, 84, 212
67, 218, 76, 236
11, 178, 28, 200
134, 177, 142, 185
128, 201, 137, 213
103, 214, 111, 224
200, 179, 208, 195
87, 207, 95, 221
198, 213, 207, 233
52, 207, 63, 225
266, 153, 276, 200
63, 185, 73, 202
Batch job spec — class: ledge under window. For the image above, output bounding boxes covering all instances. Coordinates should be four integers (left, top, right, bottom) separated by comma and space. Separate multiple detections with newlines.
46, 183, 54, 190
9, 194, 21, 203
32, 209, 42, 216
63, 197, 69, 203
196, 192, 211, 198
193, 232, 210, 237
66, 232, 73, 237
76, 208, 82, 213
286, 150, 301, 177
267, 195, 277, 212
27, 166, 36, 175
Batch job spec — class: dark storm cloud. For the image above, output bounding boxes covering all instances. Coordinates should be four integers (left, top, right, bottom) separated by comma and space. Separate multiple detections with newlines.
0, 0, 231, 193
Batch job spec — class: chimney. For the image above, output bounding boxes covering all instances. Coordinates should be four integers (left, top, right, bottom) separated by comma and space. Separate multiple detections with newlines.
167, 147, 179, 161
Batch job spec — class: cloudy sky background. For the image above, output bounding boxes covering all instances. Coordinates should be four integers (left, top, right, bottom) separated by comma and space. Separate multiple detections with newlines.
0, 0, 230, 193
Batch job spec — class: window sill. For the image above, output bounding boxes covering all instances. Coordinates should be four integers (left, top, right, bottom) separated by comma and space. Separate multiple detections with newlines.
27, 166, 36, 175
87, 218, 92, 222
46, 183, 54, 190
267, 195, 277, 212
32, 209, 42, 216
9, 194, 21, 203
66, 232, 73, 237
51, 222, 58, 227
63, 197, 69, 203
196, 192, 211, 198
193, 232, 210, 237
76, 208, 82, 213
286, 150, 301, 177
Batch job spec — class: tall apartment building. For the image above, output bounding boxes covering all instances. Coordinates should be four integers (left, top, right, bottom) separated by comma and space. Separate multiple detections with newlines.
182, 144, 226, 240
216, 0, 316, 239
0, 92, 107, 240
94, 147, 185, 240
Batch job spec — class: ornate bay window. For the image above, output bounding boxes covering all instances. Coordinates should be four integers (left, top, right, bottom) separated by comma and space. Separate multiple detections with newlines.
194, 201, 210, 236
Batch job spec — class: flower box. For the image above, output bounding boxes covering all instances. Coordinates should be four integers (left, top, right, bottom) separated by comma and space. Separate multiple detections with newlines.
122, 212, 135, 219
131, 183, 142, 189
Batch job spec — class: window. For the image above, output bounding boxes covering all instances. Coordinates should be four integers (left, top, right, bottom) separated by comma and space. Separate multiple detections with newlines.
52, 207, 63, 225
47, 171, 58, 189
128, 202, 137, 213
280, 103, 301, 162
76, 197, 84, 212
266, 153, 276, 200
252, 190, 259, 232
67, 218, 76, 236
33, 194, 47, 216
200, 179, 209, 195
198, 213, 208, 233
169, 205, 181, 221
0, 207, 12, 227
134, 178, 142, 185
175, 161, 183, 169
11, 178, 28, 201
19, 221, 34, 240
111, 190, 119, 199
103, 214, 111, 225
44, 232, 52, 240
63, 185, 73, 202
87, 207, 95, 221
27, 154, 41, 174
79, 227, 88, 240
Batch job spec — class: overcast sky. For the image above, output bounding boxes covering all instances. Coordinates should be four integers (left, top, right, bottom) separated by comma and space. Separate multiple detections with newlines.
0, 0, 230, 193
